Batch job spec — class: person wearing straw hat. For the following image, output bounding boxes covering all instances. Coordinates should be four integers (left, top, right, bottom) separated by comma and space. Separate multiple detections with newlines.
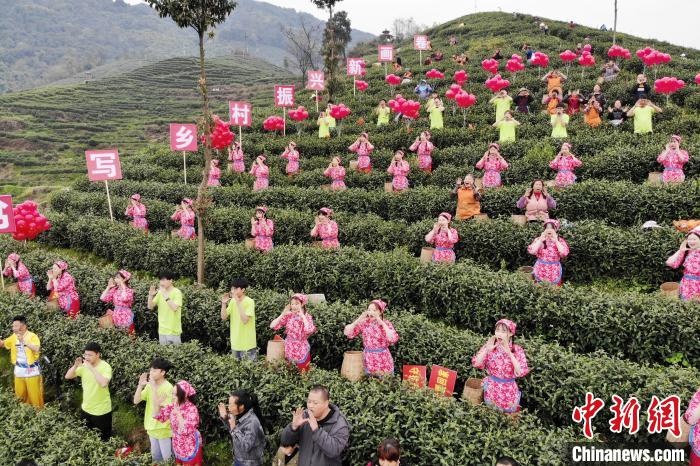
424, 213, 459, 264
453, 174, 483, 221
0, 315, 44, 408
310, 208, 339, 249
100, 270, 135, 333
323, 157, 346, 190
489, 89, 512, 123
153, 380, 203, 465
348, 132, 374, 174
666, 227, 700, 301
549, 143, 582, 188
476, 143, 508, 188
513, 88, 534, 114
125, 194, 148, 232
409, 131, 434, 173
493, 111, 520, 143
250, 155, 270, 191
516, 180, 557, 223
281, 141, 301, 176
657, 135, 690, 184
527, 219, 569, 285
387, 150, 410, 192
171, 199, 196, 240
251, 206, 274, 253
228, 141, 246, 173
550, 105, 570, 139
221, 278, 257, 360
46, 260, 80, 318
207, 159, 221, 187
270, 294, 317, 373
3, 253, 35, 296
343, 299, 399, 376
471, 319, 529, 414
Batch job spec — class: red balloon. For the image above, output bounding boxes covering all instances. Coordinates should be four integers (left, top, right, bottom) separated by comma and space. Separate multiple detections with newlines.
385, 74, 401, 86
559, 50, 577, 62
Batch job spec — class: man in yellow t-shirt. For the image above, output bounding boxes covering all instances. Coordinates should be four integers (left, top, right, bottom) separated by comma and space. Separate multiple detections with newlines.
147, 271, 183, 345
221, 278, 257, 360
133, 358, 174, 463
0, 315, 44, 408
65, 342, 112, 440
627, 98, 663, 134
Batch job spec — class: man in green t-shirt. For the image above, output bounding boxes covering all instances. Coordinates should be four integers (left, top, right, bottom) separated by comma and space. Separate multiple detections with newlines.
628, 98, 663, 134
220, 278, 257, 360
147, 272, 183, 345
64, 342, 112, 441
133, 358, 174, 463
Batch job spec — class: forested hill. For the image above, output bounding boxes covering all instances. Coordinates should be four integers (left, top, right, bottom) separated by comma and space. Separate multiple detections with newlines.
0, 0, 374, 93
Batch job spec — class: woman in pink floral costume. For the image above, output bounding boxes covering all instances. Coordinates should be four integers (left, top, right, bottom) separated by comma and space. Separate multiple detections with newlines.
475, 143, 508, 188
666, 227, 700, 301
125, 194, 148, 232
310, 207, 339, 249
100, 269, 135, 333
387, 150, 410, 192
171, 198, 196, 240
344, 299, 399, 376
46, 260, 80, 318
250, 155, 270, 191
250, 206, 274, 252
348, 132, 375, 173
228, 141, 245, 173
657, 135, 689, 184
424, 212, 459, 264
270, 293, 317, 373
281, 141, 300, 176
527, 219, 569, 285
323, 156, 346, 190
207, 159, 221, 187
549, 142, 581, 188
153, 380, 203, 465
472, 318, 529, 413
3, 253, 35, 296
409, 131, 434, 173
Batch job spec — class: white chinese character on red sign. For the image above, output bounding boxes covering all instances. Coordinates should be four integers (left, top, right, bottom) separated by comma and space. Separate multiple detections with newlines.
306, 71, 325, 91
229, 102, 252, 127
378, 45, 394, 62
0, 195, 16, 233
414, 35, 429, 51
169, 124, 198, 151
274, 85, 295, 107
86, 150, 122, 181
346, 58, 364, 76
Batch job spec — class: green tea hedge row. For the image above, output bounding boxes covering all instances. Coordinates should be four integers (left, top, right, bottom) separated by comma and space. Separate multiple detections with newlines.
72, 176, 700, 226
3, 240, 696, 443
51, 190, 683, 285
0, 292, 580, 466
0, 389, 151, 465
38, 214, 700, 368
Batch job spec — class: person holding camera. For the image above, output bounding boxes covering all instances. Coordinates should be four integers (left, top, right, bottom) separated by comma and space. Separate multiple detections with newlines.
218, 390, 266, 466
527, 219, 569, 285
133, 358, 174, 464
452, 174, 483, 220
310, 208, 339, 249
281, 385, 350, 466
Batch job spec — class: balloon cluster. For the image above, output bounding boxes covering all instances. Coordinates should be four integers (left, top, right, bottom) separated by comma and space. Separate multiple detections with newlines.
582, 44, 592, 53
637, 47, 671, 67
385, 74, 401, 86
329, 104, 351, 120
12, 201, 51, 241
654, 77, 685, 95
426, 68, 445, 79
388, 95, 420, 119
263, 116, 285, 132
559, 50, 577, 62
607, 45, 631, 59
453, 70, 468, 85
506, 55, 525, 73
455, 90, 477, 109
696, 74, 700, 85
485, 74, 510, 92
288, 106, 309, 122
531, 52, 549, 68
578, 52, 596, 67
210, 116, 234, 150
359, 60, 367, 76
444, 83, 462, 100
481, 59, 499, 74
354, 80, 369, 92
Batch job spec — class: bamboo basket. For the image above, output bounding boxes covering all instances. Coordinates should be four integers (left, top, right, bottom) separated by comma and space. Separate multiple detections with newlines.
384, 182, 393, 193
474, 213, 488, 222
349, 160, 359, 171
340, 351, 365, 382
307, 294, 326, 305
3, 283, 19, 295
47, 291, 59, 311
660, 282, 679, 298
648, 172, 663, 184
266, 340, 286, 365
99, 313, 114, 329
511, 215, 527, 226
244, 238, 255, 249
311, 241, 323, 248
462, 377, 483, 405
420, 247, 434, 263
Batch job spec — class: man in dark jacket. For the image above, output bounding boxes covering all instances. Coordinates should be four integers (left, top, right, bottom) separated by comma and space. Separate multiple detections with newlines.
281, 385, 350, 466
